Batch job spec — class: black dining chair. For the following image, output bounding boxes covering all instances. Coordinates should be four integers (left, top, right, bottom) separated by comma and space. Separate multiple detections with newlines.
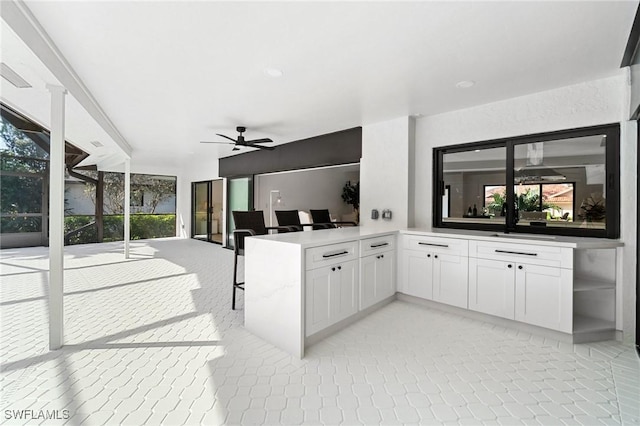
274, 209, 321, 232
309, 209, 357, 230
231, 210, 295, 310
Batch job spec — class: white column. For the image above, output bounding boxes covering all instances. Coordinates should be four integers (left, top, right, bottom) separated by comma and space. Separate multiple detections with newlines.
47, 84, 67, 350
124, 158, 131, 259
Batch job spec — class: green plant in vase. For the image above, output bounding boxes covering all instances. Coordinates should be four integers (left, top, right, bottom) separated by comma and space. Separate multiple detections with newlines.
341, 181, 360, 223
578, 194, 606, 222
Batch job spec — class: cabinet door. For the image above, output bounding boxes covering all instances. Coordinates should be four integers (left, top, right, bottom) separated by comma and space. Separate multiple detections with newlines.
333, 260, 359, 323
433, 253, 468, 309
468, 258, 515, 320
360, 254, 378, 310
375, 252, 395, 302
305, 268, 332, 336
515, 264, 572, 333
400, 250, 433, 300
360, 252, 395, 310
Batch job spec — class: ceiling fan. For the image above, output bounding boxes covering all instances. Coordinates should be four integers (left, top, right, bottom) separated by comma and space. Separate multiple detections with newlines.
200, 126, 275, 151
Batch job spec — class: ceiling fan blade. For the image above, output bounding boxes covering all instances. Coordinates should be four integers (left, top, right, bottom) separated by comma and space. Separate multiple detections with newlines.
246, 138, 273, 144
215, 133, 238, 143
248, 144, 275, 151
200, 141, 235, 145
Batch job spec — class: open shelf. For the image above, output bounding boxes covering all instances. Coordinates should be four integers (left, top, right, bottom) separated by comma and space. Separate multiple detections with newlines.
573, 277, 616, 292
573, 314, 615, 333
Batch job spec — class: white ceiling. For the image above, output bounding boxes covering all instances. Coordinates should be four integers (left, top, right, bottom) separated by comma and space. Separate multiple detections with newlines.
2, 1, 638, 169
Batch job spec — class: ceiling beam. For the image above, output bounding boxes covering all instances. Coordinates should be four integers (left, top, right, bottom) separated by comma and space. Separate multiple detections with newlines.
1, 0, 132, 158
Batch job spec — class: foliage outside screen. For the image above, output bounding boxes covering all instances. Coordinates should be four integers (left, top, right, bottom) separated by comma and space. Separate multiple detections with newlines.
64, 214, 176, 244
1, 217, 42, 233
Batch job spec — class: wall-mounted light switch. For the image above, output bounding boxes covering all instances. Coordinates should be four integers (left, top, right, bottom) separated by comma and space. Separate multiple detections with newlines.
371, 209, 379, 219
382, 209, 392, 220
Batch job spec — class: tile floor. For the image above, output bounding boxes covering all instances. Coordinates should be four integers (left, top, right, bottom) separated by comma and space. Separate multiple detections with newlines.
0, 238, 638, 425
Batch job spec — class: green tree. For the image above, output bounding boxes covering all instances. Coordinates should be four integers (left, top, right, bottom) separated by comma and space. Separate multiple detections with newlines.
131, 175, 176, 213
0, 119, 48, 233
486, 187, 560, 214
82, 172, 176, 214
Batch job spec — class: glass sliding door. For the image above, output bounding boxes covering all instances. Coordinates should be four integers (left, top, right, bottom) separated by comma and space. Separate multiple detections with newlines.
191, 179, 224, 244
192, 181, 210, 241
226, 176, 253, 248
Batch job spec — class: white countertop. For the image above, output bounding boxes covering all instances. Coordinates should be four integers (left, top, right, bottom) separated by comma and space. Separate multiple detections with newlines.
251, 226, 623, 250
250, 226, 397, 248
400, 228, 624, 249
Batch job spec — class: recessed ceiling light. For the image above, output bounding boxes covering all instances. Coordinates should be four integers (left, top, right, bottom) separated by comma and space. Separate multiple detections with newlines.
264, 68, 283, 78
455, 80, 475, 89
90, 140, 104, 147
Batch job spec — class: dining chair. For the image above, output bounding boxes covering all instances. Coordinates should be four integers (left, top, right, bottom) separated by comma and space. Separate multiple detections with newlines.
231, 210, 296, 310
309, 209, 357, 230
275, 210, 305, 232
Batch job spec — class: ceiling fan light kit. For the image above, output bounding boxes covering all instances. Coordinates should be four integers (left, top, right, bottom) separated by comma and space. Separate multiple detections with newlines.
200, 126, 275, 150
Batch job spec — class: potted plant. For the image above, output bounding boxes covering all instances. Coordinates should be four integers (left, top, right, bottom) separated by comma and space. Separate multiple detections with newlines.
578, 194, 606, 222
341, 181, 360, 223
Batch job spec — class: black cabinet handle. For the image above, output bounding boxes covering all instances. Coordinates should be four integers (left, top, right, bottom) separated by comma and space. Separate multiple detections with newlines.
370, 242, 389, 248
427, 254, 431, 258
380, 254, 384, 259
419, 242, 449, 248
434, 255, 438, 259
338, 266, 342, 270
518, 265, 523, 270
495, 249, 537, 256
323, 250, 349, 258
331, 267, 336, 272
507, 264, 512, 268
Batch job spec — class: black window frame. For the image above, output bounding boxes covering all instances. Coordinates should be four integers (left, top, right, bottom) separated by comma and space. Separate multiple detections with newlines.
433, 123, 620, 239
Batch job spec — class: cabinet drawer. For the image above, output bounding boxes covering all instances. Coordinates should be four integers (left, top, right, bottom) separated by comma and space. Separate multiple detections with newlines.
305, 241, 359, 270
402, 235, 468, 256
360, 234, 395, 256
470, 240, 572, 269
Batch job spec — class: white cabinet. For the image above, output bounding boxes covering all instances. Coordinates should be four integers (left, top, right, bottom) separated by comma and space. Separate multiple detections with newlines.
514, 263, 572, 333
469, 240, 573, 333
359, 235, 396, 310
304, 235, 397, 338
469, 258, 572, 332
432, 252, 468, 309
360, 251, 394, 310
305, 259, 358, 337
401, 250, 433, 299
400, 235, 468, 309
468, 258, 515, 320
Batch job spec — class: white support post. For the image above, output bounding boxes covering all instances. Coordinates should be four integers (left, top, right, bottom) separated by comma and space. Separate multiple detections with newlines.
124, 159, 131, 259
47, 84, 66, 350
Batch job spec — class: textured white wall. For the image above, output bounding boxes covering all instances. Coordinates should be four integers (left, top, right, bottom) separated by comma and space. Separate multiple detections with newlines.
414, 73, 627, 229
361, 117, 414, 229
413, 72, 637, 342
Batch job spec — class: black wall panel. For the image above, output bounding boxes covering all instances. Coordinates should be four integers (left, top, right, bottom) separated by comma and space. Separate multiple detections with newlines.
219, 127, 362, 177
